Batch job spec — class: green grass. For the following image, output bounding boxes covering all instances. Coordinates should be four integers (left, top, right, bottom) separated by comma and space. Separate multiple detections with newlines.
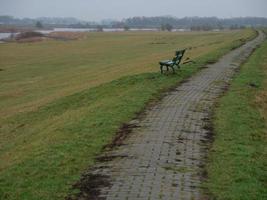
206, 38, 267, 200
0, 30, 257, 200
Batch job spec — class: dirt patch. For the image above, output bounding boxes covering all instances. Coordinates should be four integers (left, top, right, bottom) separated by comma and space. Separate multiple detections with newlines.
205, 60, 217, 64
17, 37, 50, 43
96, 154, 128, 162
3, 31, 87, 43
48, 32, 87, 40
3, 31, 50, 43
0, 27, 35, 33
66, 174, 110, 200
16, 31, 44, 39
104, 123, 140, 149
248, 82, 259, 88
14, 31, 51, 43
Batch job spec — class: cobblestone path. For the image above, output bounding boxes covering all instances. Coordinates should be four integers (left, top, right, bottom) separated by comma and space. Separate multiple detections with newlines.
76, 31, 265, 200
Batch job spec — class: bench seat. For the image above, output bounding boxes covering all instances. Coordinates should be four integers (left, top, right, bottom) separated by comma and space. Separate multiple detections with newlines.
159, 49, 186, 73
159, 60, 174, 66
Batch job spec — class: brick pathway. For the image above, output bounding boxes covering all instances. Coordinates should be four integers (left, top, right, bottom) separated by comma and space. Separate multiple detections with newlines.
75, 31, 265, 200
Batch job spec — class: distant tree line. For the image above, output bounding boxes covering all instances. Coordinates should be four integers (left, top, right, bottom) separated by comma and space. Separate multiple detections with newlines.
35, 21, 43, 28
1, 15, 267, 30
161, 23, 173, 31
123, 16, 267, 29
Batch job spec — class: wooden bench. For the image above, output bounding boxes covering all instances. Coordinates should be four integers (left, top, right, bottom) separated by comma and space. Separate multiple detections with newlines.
159, 49, 186, 73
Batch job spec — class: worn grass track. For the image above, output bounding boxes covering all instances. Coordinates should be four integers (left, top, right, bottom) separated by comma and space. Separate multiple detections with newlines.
0, 30, 257, 200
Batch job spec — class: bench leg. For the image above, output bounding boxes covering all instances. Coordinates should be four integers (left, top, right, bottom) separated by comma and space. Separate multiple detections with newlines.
170, 66, 175, 73
160, 65, 163, 74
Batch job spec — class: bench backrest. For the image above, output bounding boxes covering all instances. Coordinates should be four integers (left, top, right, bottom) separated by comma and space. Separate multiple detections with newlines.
172, 49, 186, 64
175, 49, 186, 58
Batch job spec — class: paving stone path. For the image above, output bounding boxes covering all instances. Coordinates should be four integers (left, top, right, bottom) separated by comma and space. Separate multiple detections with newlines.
75, 31, 265, 200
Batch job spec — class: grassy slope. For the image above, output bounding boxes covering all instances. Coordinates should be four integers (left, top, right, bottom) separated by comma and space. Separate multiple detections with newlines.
207, 37, 267, 199
0, 30, 254, 119
0, 30, 256, 200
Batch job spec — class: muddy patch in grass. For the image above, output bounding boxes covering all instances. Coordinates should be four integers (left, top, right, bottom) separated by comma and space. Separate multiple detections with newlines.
65, 122, 139, 200
248, 82, 259, 88
66, 173, 110, 200
104, 123, 140, 149
96, 154, 128, 162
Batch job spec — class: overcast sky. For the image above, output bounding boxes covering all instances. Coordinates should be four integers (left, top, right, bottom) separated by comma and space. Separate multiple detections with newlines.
0, 0, 267, 21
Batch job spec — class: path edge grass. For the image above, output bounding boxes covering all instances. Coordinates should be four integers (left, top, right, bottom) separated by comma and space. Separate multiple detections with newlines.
206, 33, 267, 200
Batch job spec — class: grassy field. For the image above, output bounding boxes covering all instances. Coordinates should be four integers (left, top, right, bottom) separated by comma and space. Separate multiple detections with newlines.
0, 30, 255, 120
0, 29, 256, 199
207, 37, 267, 199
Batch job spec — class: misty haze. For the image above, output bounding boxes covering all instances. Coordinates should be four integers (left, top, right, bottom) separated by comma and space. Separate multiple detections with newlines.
1, 0, 267, 21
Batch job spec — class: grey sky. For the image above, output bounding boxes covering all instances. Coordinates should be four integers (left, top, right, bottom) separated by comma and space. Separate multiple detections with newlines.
0, 0, 266, 21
